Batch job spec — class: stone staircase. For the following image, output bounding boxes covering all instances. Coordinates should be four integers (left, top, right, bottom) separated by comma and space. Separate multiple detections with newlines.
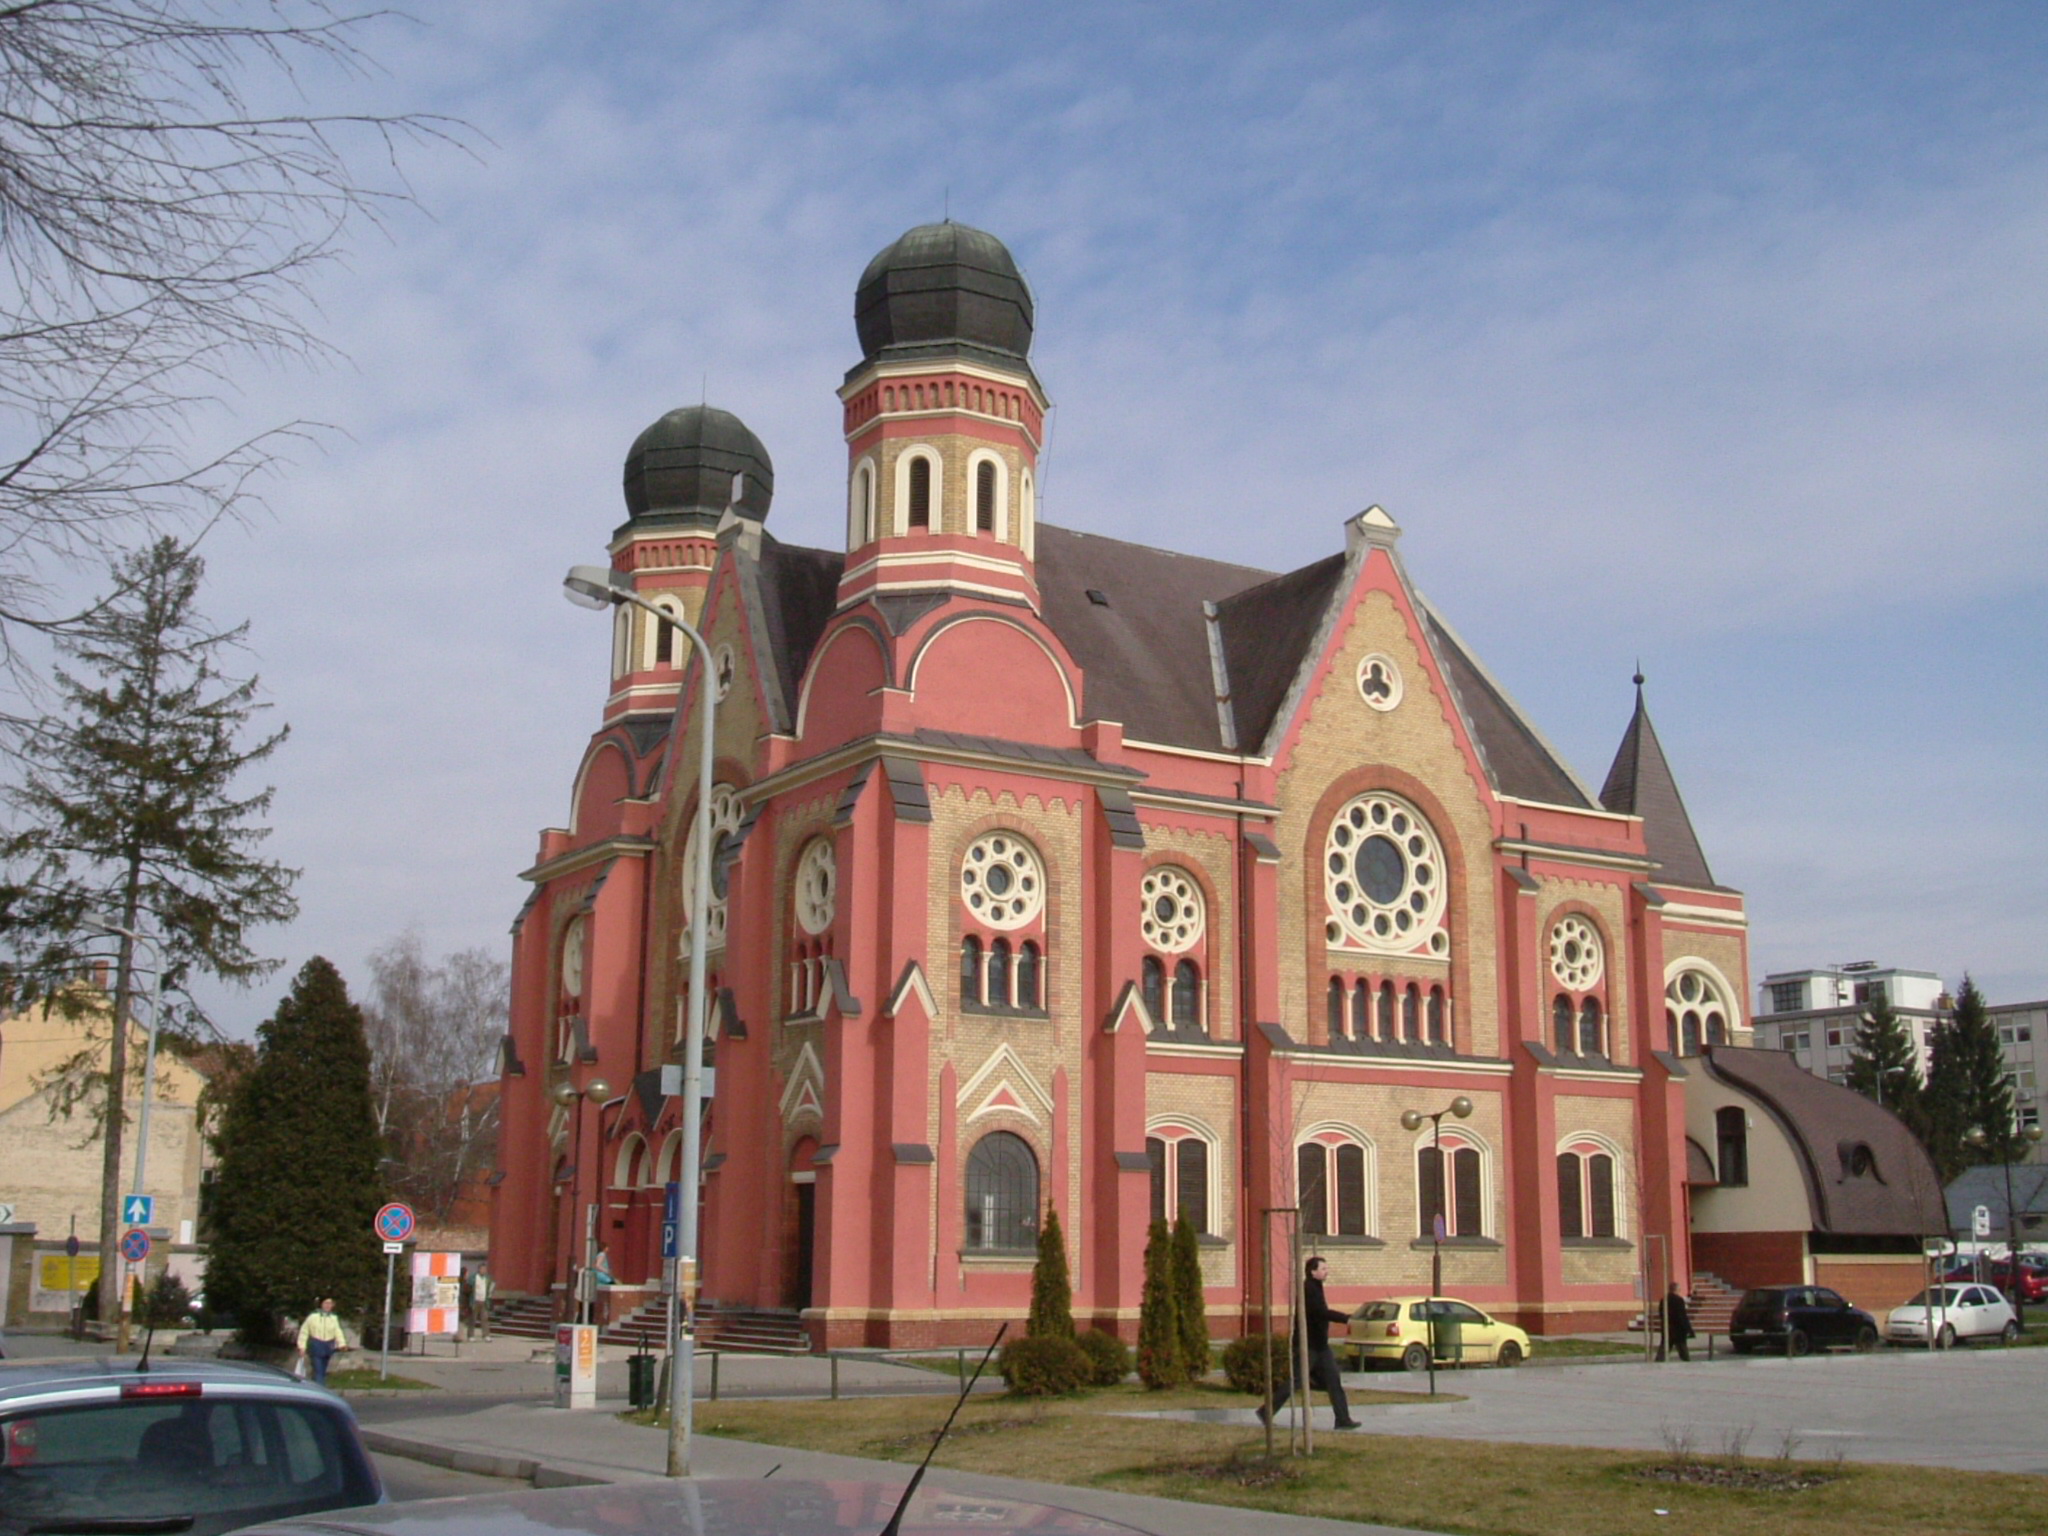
1687, 1271, 1743, 1336
486, 1294, 557, 1341
697, 1306, 811, 1354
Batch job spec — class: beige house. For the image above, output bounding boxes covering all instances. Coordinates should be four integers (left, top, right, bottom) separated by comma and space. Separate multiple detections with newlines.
0, 999, 210, 1323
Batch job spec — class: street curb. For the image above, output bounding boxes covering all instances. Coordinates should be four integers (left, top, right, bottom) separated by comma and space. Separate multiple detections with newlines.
359, 1428, 606, 1489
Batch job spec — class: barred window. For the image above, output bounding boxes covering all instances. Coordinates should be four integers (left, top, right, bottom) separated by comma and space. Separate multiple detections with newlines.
1553, 994, 1574, 1053
965, 1131, 1037, 1251
1142, 955, 1166, 1025
1172, 960, 1202, 1029
1578, 997, 1604, 1057
976, 459, 996, 532
908, 455, 931, 528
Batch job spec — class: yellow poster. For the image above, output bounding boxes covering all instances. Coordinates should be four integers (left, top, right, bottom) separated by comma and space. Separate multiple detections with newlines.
38, 1253, 100, 1294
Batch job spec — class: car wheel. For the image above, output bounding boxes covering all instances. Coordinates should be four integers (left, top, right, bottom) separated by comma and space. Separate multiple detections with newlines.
1402, 1342, 1430, 1373
1495, 1340, 1523, 1368
1853, 1325, 1878, 1353
1936, 1323, 1956, 1350
2001, 1321, 2021, 1345
1786, 1328, 1812, 1358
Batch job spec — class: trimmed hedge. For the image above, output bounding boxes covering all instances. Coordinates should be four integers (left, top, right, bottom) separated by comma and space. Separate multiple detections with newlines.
999, 1334, 1091, 1396
1074, 1328, 1132, 1386
1221, 1331, 1294, 1396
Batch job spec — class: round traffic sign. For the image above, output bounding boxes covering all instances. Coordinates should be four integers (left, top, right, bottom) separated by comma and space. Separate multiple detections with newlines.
65, 1235, 79, 1257
119, 1227, 151, 1263
374, 1202, 416, 1243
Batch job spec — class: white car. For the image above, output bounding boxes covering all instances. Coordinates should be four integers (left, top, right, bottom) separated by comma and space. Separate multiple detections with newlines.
1886, 1284, 2019, 1348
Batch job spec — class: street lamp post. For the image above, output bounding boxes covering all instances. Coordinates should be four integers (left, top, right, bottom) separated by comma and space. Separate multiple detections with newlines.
1968, 1121, 2044, 1331
85, 917, 169, 1353
1399, 1095, 1473, 1397
563, 565, 715, 1477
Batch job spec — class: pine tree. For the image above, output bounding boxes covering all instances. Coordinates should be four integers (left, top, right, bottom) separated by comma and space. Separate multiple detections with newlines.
1845, 993, 1925, 1135
204, 958, 384, 1345
0, 537, 295, 1317
1135, 1219, 1183, 1389
1027, 1203, 1075, 1340
1924, 977, 2021, 1184
1170, 1216, 1209, 1381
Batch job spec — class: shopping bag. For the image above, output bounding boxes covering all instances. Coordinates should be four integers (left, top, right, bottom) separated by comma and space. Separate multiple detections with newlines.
291, 1353, 308, 1379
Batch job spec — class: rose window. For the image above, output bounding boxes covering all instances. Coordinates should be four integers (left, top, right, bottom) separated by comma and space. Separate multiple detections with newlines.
680, 783, 744, 955
960, 832, 1044, 930
795, 838, 837, 935
1549, 916, 1603, 991
1356, 654, 1403, 712
1323, 792, 1447, 953
1140, 867, 1204, 954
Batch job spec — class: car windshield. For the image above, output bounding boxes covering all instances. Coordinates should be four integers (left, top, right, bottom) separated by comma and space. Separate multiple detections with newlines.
1901, 1287, 1967, 1309
0, 1394, 377, 1536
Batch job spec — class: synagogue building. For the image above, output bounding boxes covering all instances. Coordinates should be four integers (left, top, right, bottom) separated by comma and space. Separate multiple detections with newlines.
490, 223, 1795, 1347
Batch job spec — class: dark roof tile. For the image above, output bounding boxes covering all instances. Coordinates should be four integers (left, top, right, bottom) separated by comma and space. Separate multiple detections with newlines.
1600, 685, 1715, 889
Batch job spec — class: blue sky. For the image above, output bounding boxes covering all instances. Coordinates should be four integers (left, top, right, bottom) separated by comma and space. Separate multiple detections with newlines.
168, 1, 2046, 1029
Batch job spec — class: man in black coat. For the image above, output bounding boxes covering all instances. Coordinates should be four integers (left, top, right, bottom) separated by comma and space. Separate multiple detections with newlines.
1259, 1255, 1359, 1428
1659, 1283, 1694, 1362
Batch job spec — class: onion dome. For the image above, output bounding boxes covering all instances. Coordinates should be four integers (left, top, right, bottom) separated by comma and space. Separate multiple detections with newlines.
621, 405, 774, 528
854, 222, 1033, 367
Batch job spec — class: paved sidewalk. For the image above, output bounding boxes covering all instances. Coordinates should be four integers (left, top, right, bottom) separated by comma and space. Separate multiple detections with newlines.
362, 1400, 1439, 1536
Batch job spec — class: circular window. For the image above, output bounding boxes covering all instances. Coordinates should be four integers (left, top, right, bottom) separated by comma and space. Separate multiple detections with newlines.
681, 784, 744, 954
1549, 915, 1604, 991
795, 838, 836, 935
1140, 867, 1205, 953
713, 644, 736, 702
1356, 654, 1403, 712
960, 832, 1045, 930
1323, 792, 1446, 952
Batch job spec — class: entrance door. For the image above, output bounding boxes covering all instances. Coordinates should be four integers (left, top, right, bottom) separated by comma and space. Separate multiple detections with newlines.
792, 1181, 815, 1311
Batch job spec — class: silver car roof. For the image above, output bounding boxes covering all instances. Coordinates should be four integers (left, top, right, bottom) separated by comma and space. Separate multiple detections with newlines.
0, 1356, 344, 1409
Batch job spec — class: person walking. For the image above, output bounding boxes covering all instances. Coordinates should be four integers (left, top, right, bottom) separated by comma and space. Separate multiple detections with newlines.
1258, 1256, 1360, 1429
1659, 1283, 1694, 1362
470, 1263, 493, 1341
295, 1297, 350, 1385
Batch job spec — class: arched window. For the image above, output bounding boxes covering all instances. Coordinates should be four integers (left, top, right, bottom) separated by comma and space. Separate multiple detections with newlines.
908, 455, 931, 529
1402, 984, 1420, 1041
852, 461, 876, 545
1148, 1129, 1214, 1234
1016, 941, 1041, 1010
960, 935, 982, 1006
1378, 981, 1395, 1039
1578, 997, 1603, 1057
1427, 987, 1446, 1044
1553, 994, 1574, 1053
1176, 1138, 1209, 1233
964, 1131, 1037, 1251
1353, 978, 1372, 1038
1417, 1143, 1484, 1237
1715, 1106, 1749, 1187
1327, 977, 1346, 1038
1172, 960, 1201, 1029
1141, 955, 1165, 1026
1665, 967, 1733, 1057
1297, 1143, 1328, 1237
988, 938, 1011, 1008
654, 605, 677, 667
1334, 1144, 1368, 1235
1587, 1153, 1616, 1238
1556, 1152, 1584, 1238
975, 459, 996, 533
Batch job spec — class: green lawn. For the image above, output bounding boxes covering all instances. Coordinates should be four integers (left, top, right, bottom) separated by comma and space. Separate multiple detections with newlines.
663, 1382, 2038, 1536
326, 1367, 436, 1391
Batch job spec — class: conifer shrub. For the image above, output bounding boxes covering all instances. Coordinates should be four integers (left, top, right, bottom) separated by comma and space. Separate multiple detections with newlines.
1136, 1219, 1184, 1388
998, 1334, 1090, 1396
1222, 1331, 1293, 1396
1170, 1217, 1210, 1380
1027, 1204, 1075, 1339
1075, 1327, 1132, 1386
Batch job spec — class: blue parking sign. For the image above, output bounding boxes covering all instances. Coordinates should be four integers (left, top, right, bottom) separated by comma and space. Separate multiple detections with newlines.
664, 1181, 680, 1223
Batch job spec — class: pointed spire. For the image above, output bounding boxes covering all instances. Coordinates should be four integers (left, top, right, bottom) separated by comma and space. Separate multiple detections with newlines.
1600, 672, 1716, 889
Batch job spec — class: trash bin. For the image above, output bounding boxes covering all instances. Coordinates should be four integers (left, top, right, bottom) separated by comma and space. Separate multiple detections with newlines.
627, 1351, 657, 1409
1432, 1317, 1462, 1365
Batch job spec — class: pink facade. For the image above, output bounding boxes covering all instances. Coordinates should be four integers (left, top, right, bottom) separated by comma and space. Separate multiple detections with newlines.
491, 224, 1753, 1345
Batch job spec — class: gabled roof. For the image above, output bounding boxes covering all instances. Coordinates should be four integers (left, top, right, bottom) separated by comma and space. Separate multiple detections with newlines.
1213, 553, 1348, 753
1419, 603, 1594, 810
1599, 683, 1715, 888
743, 533, 844, 730
1943, 1163, 2048, 1236
1704, 1047, 1947, 1236
1035, 524, 1275, 751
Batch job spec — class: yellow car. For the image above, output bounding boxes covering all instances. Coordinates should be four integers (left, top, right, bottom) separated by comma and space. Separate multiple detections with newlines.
1347, 1296, 1531, 1370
